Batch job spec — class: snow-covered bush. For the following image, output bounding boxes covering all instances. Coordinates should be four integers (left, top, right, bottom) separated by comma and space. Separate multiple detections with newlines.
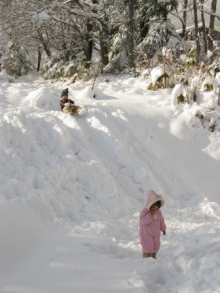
202, 76, 216, 91
215, 72, 220, 85
185, 55, 197, 67
104, 25, 128, 74
196, 108, 219, 132
171, 84, 187, 105
189, 76, 202, 103
42, 51, 87, 80
214, 72, 220, 105
147, 67, 170, 90
137, 22, 181, 60
191, 76, 202, 89
179, 54, 188, 63
2, 41, 33, 77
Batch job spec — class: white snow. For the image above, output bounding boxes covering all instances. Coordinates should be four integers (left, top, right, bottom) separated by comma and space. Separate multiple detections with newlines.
38, 11, 50, 21
0, 72, 220, 293
191, 76, 202, 89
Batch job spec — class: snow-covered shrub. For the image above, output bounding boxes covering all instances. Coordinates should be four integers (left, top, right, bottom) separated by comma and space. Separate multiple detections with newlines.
151, 67, 164, 85
104, 25, 128, 74
202, 76, 216, 91
191, 76, 202, 89
179, 54, 188, 64
214, 67, 220, 76
171, 84, 187, 105
147, 66, 169, 90
42, 51, 86, 80
214, 72, 220, 105
2, 41, 33, 77
206, 50, 213, 59
195, 109, 219, 132
215, 72, 220, 85
189, 76, 202, 103
185, 57, 197, 67
137, 22, 181, 60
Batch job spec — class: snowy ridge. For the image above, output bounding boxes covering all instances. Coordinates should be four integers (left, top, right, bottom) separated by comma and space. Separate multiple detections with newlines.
0, 74, 220, 292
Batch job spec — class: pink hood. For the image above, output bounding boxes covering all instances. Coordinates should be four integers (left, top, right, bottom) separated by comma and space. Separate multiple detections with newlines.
146, 190, 165, 210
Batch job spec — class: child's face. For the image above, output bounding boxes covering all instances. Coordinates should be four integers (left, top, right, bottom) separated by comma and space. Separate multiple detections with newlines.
150, 203, 159, 211
61, 95, 68, 101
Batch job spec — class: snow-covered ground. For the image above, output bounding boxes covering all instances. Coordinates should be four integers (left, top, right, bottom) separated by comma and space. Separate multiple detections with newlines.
0, 72, 220, 293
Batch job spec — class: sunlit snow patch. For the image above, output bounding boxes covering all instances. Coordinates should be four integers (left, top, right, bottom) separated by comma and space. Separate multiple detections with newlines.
22, 87, 55, 110
75, 86, 114, 100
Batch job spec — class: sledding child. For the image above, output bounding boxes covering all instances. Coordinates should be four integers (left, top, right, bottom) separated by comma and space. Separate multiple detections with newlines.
139, 189, 166, 259
59, 88, 80, 115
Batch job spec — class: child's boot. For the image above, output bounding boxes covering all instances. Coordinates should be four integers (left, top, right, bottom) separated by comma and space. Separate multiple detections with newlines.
143, 253, 152, 258
152, 253, 157, 259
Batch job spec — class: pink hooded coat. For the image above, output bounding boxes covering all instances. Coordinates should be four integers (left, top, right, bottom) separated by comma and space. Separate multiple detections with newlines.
139, 190, 166, 254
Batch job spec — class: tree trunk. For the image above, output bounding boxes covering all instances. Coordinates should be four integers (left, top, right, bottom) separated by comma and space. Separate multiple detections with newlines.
37, 29, 51, 58
99, 15, 109, 67
193, 0, 200, 62
182, 0, 188, 39
100, 32, 109, 67
37, 47, 42, 71
208, 0, 217, 51
127, 0, 134, 68
85, 20, 93, 68
200, 0, 207, 53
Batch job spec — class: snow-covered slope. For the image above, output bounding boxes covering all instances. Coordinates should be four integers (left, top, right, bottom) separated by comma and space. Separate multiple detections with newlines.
0, 73, 220, 293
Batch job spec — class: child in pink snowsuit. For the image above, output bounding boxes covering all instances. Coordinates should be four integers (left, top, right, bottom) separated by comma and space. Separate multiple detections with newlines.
139, 189, 166, 259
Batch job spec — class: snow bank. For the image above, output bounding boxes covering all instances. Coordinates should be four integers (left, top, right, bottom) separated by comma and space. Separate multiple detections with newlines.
75, 85, 113, 100
22, 86, 55, 110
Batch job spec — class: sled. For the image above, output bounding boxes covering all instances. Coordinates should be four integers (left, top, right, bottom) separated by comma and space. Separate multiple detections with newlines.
62, 104, 86, 116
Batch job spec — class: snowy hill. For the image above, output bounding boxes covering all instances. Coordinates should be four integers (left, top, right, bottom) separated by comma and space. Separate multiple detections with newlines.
0, 73, 220, 293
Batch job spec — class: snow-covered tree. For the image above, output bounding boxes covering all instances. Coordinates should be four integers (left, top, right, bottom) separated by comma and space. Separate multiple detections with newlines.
137, 21, 181, 61
137, 0, 178, 40
2, 40, 33, 76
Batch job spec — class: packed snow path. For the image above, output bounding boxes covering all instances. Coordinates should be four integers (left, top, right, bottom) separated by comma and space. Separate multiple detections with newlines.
0, 74, 220, 293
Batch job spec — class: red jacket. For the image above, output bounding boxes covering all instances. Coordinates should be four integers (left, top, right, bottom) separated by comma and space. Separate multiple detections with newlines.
59, 98, 74, 110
